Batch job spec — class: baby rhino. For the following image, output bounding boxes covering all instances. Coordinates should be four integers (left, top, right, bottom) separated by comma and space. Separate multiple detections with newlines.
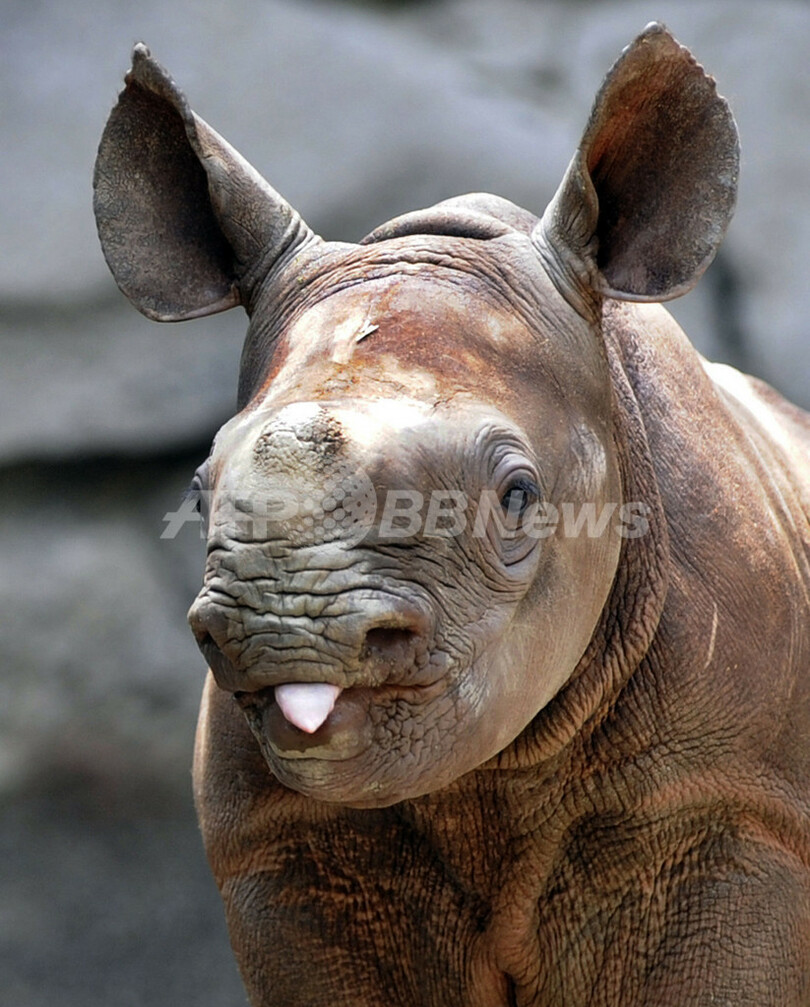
94, 24, 810, 1007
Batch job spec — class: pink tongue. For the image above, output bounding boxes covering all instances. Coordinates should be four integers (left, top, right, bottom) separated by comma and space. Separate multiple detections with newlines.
274, 683, 342, 734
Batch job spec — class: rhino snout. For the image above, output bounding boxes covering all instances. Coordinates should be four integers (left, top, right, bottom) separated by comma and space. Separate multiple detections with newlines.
187, 592, 436, 696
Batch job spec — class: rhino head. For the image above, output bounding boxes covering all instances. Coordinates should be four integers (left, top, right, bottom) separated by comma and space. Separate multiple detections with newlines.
94, 24, 738, 807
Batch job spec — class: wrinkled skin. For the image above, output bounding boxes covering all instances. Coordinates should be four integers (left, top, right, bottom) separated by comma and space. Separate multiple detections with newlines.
189, 263, 624, 808
95, 25, 810, 1006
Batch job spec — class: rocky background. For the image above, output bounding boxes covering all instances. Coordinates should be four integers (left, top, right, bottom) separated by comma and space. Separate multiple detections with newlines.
2, 1, 809, 1003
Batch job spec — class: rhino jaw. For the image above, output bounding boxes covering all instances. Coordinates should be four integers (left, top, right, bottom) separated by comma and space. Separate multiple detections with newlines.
274, 683, 343, 734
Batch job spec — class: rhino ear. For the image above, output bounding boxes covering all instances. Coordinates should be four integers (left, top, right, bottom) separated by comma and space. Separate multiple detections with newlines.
534, 23, 739, 304
93, 45, 316, 322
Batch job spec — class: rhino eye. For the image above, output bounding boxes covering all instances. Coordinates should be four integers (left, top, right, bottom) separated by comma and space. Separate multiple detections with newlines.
184, 459, 211, 519
500, 478, 540, 519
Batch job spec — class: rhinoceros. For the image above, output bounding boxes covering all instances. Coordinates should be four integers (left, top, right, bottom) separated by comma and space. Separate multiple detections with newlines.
94, 23, 810, 1006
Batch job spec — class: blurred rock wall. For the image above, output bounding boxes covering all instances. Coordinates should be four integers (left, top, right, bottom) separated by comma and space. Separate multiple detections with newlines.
2, 1, 808, 1003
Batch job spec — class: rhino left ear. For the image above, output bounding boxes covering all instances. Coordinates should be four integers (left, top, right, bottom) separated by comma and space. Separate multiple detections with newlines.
94, 45, 316, 322
533, 23, 739, 304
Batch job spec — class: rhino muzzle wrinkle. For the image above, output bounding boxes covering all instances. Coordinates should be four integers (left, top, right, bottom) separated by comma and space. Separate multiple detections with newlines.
189, 572, 436, 695
97, 24, 810, 1007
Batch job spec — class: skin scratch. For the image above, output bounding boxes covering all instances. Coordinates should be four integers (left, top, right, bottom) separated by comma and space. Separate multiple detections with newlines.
356, 323, 379, 343
331, 310, 379, 363
704, 601, 719, 671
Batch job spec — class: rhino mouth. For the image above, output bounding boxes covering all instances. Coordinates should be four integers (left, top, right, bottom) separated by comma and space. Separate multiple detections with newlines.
235, 679, 443, 763
193, 595, 450, 774
235, 684, 372, 761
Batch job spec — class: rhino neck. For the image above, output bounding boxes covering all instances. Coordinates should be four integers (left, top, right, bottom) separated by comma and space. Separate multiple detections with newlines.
491, 306, 670, 771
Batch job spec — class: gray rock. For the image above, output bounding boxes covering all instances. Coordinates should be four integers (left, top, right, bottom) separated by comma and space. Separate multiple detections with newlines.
0, 459, 208, 793
0, 296, 242, 463
0, 771, 244, 1007
5, 0, 806, 464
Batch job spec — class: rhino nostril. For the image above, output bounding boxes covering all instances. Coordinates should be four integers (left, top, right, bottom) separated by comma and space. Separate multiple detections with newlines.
195, 630, 221, 661
191, 626, 246, 692
189, 602, 231, 656
362, 626, 418, 665
197, 629, 214, 649
365, 626, 414, 648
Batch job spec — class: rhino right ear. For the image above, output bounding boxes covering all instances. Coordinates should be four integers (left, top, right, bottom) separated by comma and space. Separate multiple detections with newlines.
533, 23, 739, 307
93, 45, 317, 322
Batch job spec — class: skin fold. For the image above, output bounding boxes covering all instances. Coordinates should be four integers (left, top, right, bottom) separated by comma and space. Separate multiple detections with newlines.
94, 24, 810, 1006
